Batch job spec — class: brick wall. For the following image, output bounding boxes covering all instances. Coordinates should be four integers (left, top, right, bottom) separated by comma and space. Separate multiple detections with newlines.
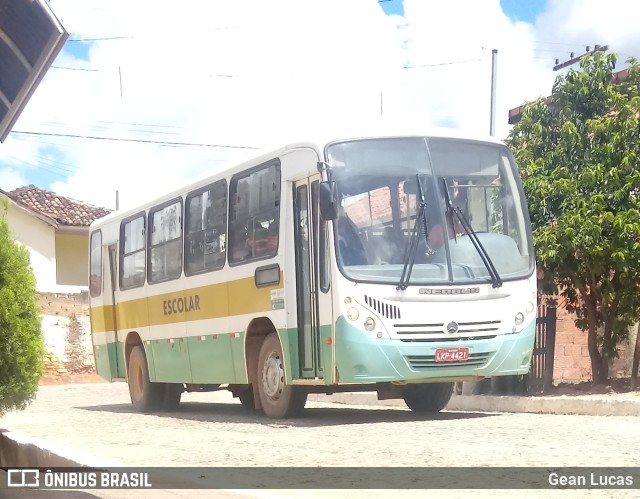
38, 292, 95, 377
552, 301, 629, 382
39, 291, 89, 317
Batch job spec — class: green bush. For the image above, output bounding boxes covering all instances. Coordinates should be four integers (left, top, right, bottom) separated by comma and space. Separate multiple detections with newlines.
0, 205, 43, 415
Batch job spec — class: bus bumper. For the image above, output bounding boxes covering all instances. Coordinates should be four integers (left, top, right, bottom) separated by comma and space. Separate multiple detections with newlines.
334, 316, 536, 384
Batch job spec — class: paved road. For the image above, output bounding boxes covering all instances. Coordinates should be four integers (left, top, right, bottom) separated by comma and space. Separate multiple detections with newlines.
0, 383, 638, 498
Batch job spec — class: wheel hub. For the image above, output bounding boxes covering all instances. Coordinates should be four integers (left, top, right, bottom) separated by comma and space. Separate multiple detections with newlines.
262, 353, 284, 400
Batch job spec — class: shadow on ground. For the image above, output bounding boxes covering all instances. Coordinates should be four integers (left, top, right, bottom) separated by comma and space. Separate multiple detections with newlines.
76, 401, 498, 427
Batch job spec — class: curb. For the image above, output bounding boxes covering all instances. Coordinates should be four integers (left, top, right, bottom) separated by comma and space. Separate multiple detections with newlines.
308, 392, 640, 417
0, 429, 124, 468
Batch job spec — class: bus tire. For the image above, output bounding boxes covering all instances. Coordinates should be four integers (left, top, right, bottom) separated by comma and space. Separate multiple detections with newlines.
402, 382, 454, 413
238, 386, 257, 411
161, 383, 183, 411
128, 345, 163, 412
257, 333, 307, 419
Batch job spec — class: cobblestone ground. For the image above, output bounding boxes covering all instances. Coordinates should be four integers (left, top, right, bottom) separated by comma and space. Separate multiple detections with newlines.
0, 383, 638, 499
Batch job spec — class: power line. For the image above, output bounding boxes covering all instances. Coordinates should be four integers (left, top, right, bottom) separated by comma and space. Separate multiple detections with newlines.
3, 155, 73, 179
31, 154, 78, 175
51, 66, 99, 72
10, 131, 259, 150
68, 36, 132, 42
404, 58, 484, 69
553, 44, 608, 71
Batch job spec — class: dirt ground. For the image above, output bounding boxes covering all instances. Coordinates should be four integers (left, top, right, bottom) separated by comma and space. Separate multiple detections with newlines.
547, 377, 640, 395
39, 372, 107, 386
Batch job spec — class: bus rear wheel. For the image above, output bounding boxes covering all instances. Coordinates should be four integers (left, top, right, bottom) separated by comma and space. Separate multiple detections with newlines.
161, 383, 183, 411
257, 334, 307, 419
402, 382, 454, 413
128, 345, 163, 412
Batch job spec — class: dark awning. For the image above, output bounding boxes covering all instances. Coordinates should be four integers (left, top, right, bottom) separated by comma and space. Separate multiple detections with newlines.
0, 0, 68, 142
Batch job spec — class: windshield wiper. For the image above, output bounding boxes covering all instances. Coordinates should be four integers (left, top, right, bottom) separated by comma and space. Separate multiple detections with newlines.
397, 175, 430, 290
442, 179, 503, 288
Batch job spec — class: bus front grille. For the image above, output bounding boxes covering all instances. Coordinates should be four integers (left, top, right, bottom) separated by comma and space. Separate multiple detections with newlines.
393, 320, 501, 336
364, 295, 401, 319
399, 335, 497, 343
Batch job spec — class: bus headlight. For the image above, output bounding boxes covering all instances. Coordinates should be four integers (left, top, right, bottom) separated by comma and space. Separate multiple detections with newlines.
363, 317, 375, 332
514, 312, 525, 326
346, 307, 359, 321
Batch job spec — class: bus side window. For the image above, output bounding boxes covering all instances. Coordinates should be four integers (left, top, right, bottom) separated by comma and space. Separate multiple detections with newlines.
89, 230, 102, 297
229, 160, 281, 265
148, 199, 183, 284
120, 213, 146, 289
185, 180, 227, 275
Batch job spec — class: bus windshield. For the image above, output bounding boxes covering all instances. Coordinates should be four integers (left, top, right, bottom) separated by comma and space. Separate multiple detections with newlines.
325, 137, 534, 286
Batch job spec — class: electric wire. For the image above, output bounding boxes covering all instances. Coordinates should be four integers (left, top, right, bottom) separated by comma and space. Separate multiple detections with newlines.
10, 131, 259, 150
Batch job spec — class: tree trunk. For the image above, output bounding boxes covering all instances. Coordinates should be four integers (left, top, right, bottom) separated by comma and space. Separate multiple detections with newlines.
631, 322, 640, 390
588, 327, 607, 384
580, 283, 607, 384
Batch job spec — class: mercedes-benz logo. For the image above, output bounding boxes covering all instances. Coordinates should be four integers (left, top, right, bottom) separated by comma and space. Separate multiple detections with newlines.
446, 321, 459, 334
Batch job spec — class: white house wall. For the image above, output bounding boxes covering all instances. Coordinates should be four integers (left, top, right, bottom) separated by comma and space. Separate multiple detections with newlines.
55, 233, 88, 288
5, 202, 86, 293
6, 202, 57, 292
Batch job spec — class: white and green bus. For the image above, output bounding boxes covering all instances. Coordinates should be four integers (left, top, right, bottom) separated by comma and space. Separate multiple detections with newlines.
88, 129, 537, 418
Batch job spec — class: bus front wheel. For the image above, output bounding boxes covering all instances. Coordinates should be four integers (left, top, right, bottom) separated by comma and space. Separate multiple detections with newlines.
238, 386, 257, 411
128, 345, 164, 412
257, 334, 307, 419
402, 382, 454, 413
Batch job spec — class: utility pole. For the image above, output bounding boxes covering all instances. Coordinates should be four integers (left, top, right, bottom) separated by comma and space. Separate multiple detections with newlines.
553, 44, 608, 71
489, 49, 497, 136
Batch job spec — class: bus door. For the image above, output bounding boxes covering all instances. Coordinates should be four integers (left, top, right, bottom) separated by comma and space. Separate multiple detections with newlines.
107, 244, 122, 377
293, 175, 332, 379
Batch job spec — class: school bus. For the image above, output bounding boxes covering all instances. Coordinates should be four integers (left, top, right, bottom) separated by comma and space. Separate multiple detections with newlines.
89, 129, 536, 418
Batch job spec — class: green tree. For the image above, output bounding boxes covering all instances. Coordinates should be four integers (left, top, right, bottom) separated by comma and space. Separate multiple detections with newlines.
0, 202, 44, 414
507, 52, 640, 384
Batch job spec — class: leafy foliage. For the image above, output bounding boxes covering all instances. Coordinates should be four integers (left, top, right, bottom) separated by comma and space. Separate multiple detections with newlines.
507, 52, 640, 383
0, 203, 44, 415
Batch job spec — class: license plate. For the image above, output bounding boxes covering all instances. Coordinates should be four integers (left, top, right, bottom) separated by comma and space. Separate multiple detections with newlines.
435, 347, 469, 363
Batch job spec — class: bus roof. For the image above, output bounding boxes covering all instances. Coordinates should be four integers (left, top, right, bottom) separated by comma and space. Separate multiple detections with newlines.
90, 127, 507, 229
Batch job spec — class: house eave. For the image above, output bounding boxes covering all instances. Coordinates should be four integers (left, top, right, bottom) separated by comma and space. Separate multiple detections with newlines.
0, 190, 59, 227
55, 225, 89, 236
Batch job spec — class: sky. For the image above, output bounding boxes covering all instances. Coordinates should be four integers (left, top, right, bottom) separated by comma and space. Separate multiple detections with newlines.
1, 0, 639, 211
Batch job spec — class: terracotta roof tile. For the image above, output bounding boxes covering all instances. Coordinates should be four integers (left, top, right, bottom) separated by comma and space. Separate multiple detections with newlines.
7, 185, 111, 227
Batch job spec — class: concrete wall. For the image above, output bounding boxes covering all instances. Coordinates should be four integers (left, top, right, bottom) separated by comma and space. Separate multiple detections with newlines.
0, 431, 89, 468
55, 233, 88, 287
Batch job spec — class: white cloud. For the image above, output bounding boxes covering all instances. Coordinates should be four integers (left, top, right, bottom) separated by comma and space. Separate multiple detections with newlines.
0, 167, 28, 192
1, 0, 640, 209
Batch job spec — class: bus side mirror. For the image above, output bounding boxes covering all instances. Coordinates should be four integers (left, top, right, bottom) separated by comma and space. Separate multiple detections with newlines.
319, 181, 338, 221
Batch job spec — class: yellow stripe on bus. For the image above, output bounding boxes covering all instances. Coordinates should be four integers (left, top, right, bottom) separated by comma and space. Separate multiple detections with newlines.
90, 273, 283, 333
